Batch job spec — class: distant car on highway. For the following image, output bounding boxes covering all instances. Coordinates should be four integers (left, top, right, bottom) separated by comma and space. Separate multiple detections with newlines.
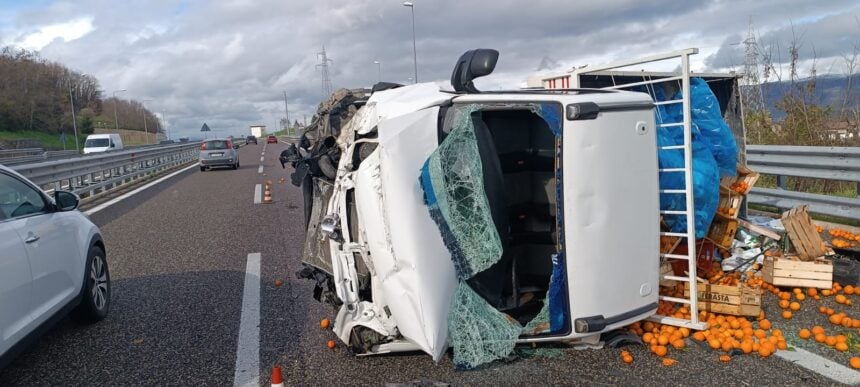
0, 165, 109, 368
246, 135, 258, 145
267, 135, 278, 144
199, 138, 239, 171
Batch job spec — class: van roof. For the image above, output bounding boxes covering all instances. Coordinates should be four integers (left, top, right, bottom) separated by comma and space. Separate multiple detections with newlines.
87, 134, 117, 138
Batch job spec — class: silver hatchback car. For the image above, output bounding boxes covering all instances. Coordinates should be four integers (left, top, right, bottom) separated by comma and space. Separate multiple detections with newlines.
199, 138, 239, 171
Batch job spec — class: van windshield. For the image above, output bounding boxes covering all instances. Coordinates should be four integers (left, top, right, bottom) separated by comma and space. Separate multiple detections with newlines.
85, 138, 110, 147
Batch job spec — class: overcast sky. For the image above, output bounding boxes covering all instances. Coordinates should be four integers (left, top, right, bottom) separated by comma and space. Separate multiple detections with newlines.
1, 0, 858, 139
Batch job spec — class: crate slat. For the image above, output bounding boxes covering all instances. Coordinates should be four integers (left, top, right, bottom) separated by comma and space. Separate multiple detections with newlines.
781, 205, 826, 261
763, 256, 833, 289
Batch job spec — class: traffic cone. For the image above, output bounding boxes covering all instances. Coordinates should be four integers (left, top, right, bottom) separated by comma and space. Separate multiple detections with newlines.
263, 188, 273, 203
271, 365, 284, 387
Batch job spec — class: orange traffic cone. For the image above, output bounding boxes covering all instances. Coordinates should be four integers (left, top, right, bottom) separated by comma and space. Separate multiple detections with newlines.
271, 365, 284, 387
263, 188, 273, 204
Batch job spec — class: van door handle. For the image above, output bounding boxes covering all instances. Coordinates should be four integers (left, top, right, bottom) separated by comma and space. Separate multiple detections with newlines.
24, 234, 40, 243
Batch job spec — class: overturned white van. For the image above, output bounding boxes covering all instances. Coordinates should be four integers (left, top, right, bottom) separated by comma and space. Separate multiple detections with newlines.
291, 49, 665, 368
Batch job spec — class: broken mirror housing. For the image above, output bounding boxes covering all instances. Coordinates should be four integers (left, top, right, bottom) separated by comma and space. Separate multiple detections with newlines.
450, 48, 499, 93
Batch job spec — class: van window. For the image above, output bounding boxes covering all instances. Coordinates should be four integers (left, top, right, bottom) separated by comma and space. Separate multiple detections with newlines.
85, 138, 110, 148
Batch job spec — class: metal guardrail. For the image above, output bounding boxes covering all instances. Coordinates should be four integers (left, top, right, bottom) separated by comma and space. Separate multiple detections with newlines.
10, 142, 203, 202
746, 145, 860, 221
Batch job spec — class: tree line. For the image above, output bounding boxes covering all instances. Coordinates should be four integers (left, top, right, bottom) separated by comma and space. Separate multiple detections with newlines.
0, 46, 161, 136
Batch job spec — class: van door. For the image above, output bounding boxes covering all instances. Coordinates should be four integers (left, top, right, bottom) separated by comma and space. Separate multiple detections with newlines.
561, 102, 659, 335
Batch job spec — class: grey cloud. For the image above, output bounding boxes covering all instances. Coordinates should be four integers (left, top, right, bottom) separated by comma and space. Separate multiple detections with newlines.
8, 0, 858, 138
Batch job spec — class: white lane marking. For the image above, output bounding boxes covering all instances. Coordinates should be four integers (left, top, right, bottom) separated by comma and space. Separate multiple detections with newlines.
84, 162, 200, 216
776, 347, 860, 384
257, 165, 263, 174
261, 151, 265, 156
259, 156, 264, 162
233, 253, 261, 387
253, 184, 261, 204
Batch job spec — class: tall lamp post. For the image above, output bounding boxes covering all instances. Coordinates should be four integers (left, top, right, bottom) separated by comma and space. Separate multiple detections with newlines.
373, 60, 382, 83
112, 89, 127, 131
141, 99, 153, 144
403, 2, 418, 83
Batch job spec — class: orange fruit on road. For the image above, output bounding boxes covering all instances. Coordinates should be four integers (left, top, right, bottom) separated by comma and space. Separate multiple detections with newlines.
719, 354, 731, 363
779, 300, 790, 309
796, 293, 806, 301
759, 319, 772, 330
808, 288, 818, 297
320, 318, 331, 330
836, 295, 847, 304
671, 339, 685, 349
327, 340, 336, 349
830, 314, 844, 325
662, 358, 677, 366
851, 357, 860, 369
818, 306, 828, 314
812, 326, 825, 335
693, 332, 706, 341
814, 333, 826, 343
782, 310, 792, 319
799, 329, 811, 339
758, 346, 773, 357
654, 345, 668, 357
622, 354, 633, 364
789, 302, 800, 311
845, 285, 855, 295
709, 339, 721, 350
836, 335, 848, 343
825, 336, 837, 347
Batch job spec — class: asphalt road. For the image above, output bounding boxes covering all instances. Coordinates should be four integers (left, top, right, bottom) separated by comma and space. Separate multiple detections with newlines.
0, 141, 852, 386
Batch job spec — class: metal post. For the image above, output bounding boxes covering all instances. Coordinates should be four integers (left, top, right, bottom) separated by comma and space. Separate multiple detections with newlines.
68, 77, 79, 152
142, 99, 152, 144
112, 89, 126, 131
404, 2, 418, 83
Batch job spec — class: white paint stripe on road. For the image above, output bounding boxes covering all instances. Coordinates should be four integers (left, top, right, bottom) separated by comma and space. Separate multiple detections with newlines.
233, 252, 261, 387
776, 347, 860, 384
257, 165, 263, 174
83, 162, 200, 216
259, 156, 264, 162
261, 151, 265, 156
253, 184, 262, 204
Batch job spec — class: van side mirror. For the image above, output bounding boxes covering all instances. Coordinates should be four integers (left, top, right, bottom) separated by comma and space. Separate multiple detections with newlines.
54, 191, 80, 211
450, 49, 499, 93
110, 142, 115, 148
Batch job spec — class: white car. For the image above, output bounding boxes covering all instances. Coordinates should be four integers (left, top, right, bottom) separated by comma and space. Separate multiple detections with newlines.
0, 165, 109, 368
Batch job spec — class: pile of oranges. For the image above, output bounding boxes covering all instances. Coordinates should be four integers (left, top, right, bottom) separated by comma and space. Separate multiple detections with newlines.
624, 275, 860, 369
729, 181, 750, 194
716, 206, 737, 217
822, 228, 860, 249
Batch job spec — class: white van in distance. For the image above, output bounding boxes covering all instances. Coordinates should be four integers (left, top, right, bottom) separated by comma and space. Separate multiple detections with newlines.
83, 134, 124, 154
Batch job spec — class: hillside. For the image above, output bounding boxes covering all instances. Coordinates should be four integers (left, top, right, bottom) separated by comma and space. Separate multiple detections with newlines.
760, 74, 859, 120
0, 47, 161, 149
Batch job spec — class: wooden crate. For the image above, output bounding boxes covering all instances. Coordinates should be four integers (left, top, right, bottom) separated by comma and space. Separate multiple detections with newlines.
707, 217, 738, 250
720, 164, 760, 195
715, 185, 743, 219
660, 262, 677, 287
781, 205, 827, 261
762, 256, 833, 289
684, 282, 762, 317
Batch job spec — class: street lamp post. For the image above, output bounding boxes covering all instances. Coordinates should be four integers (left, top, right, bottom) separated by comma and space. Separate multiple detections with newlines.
373, 60, 382, 83
112, 89, 127, 131
141, 99, 153, 144
403, 2, 418, 83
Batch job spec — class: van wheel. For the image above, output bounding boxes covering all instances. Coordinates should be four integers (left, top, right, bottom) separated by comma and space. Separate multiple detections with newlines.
200, 166, 206, 172
71, 246, 110, 323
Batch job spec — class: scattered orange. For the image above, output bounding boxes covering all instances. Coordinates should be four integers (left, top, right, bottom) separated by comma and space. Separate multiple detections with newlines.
830, 314, 844, 325
796, 293, 806, 301
719, 354, 732, 363
662, 358, 677, 366
799, 329, 811, 339
759, 319, 772, 330
782, 310, 792, 319
779, 300, 790, 309
327, 340, 336, 349
846, 285, 855, 295
274, 279, 283, 287
693, 332, 706, 341
789, 302, 800, 311
836, 295, 847, 304
808, 288, 818, 297
709, 339, 721, 350
671, 339, 685, 350
812, 326, 825, 335
654, 345, 668, 357
320, 318, 330, 330
825, 336, 837, 347
851, 357, 860, 369
815, 333, 827, 343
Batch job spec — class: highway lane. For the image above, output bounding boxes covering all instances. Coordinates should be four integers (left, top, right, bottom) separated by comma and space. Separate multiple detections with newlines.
0, 141, 845, 385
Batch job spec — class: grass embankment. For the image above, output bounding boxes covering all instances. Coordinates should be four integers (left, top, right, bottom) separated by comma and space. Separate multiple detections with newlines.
0, 130, 85, 150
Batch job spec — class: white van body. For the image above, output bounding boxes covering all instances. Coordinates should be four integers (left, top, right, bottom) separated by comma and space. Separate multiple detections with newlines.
83, 134, 124, 154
